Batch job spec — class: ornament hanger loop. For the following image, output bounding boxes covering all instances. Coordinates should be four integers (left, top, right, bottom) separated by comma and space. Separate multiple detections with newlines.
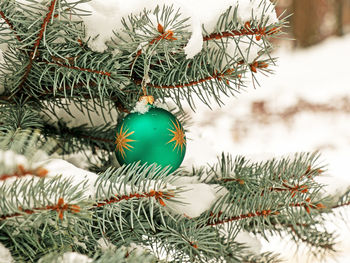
140, 72, 154, 105
141, 63, 151, 96
141, 79, 148, 96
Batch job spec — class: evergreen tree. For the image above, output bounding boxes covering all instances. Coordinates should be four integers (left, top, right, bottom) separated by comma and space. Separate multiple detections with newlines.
0, 0, 348, 262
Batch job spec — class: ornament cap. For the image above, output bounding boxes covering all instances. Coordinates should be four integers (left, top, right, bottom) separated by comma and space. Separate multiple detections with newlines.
139, 95, 154, 105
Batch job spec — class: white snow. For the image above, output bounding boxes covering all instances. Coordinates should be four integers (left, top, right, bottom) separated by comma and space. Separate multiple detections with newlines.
41, 158, 99, 199
0, 243, 13, 263
153, 100, 169, 111
235, 230, 262, 255
97, 238, 117, 252
161, 176, 229, 218
0, 150, 29, 174
166, 182, 220, 218
131, 98, 150, 114
131, 98, 170, 114
183, 18, 203, 59
73, 0, 278, 58
53, 252, 92, 263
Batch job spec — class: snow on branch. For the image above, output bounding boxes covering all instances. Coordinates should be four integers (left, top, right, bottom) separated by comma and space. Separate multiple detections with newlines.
0, 0, 283, 112
77, 0, 279, 55
0, 134, 342, 261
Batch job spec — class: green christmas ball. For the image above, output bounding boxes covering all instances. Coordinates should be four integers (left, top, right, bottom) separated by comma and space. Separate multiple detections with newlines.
115, 106, 186, 172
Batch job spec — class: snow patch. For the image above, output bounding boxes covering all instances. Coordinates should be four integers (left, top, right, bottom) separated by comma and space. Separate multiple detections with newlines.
183, 18, 203, 59
131, 99, 150, 114
97, 238, 117, 252
235, 231, 262, 254
57, 252, 92, 263
153, 100, 169, 111
42, 159, 99, 199
166, 183, 222, 218
0, 243, 13, 263
0, 150, 30, 175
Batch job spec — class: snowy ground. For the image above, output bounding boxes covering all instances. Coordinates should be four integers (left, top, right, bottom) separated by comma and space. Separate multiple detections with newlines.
184, 35, 350, 262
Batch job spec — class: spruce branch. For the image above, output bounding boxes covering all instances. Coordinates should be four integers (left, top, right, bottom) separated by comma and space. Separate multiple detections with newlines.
1, 0, 127, 109
191, 152, 334, 254
114, 3, 284, 109
42, 121, 117, 154
0, 104, 45, 132
287, 224, 335, 251
331, 189, 350, 209
1, 1, 285, 112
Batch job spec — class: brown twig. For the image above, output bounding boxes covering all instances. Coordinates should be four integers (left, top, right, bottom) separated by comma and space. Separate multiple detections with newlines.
132, 23, 178, 62
0, 10, 22, 42
95, 190, 174, 208
288, 224, 333, 250
331, 201, 350, 209
0, 197, 80, 221
78, 134, 115, 144
203, 23, 280, 42
45, 60, 112, 77
264, 183, 308, 198
290, 198, 325, 214
0, 165, 48, 181
17, 0, 58, 90
137, 68, 236, 89
207, 209, 279, 226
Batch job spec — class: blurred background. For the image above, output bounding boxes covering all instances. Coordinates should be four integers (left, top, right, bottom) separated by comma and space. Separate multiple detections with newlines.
184, 1, 350, 262
276, 0, 350, 46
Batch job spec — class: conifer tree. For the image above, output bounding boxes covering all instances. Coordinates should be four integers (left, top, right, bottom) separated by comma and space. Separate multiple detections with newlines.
0, 0, 349, 262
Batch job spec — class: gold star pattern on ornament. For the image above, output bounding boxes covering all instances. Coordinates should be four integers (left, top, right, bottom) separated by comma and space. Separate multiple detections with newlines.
168, 119, 186, 153
115, 124, 135, 160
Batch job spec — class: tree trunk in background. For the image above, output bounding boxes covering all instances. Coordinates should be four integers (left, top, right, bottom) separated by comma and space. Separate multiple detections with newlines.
335, 0, 344, 36
292, 0, 326, 47
344, 0, 350, 29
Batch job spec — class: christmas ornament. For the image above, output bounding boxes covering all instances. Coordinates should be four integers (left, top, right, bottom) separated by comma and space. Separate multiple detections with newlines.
115, 103, 186, 172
